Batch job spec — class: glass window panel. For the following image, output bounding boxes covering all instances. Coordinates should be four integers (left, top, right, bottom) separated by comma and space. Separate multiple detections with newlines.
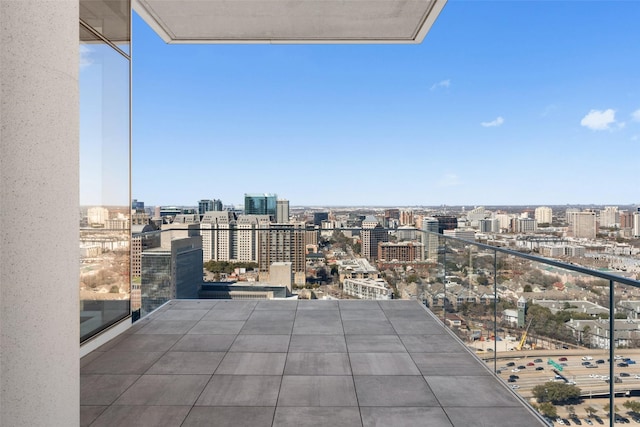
80, 24, 131, 342
80, 0, 130, 55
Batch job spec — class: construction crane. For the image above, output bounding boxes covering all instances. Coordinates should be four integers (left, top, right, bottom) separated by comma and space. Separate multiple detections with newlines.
516, 319, 533, 351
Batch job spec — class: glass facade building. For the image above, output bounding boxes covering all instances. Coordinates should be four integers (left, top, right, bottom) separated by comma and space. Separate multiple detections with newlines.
245, 193, 277, 220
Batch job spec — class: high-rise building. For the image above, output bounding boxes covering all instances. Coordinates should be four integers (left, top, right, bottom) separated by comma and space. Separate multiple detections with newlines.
313, 211, 329, 226
378, 241, 424, 262
276, 199, 290, 223
235, 214, 270, 262
572, 211, 597, 239
421, 217, 439, 261
361, 216, 388, 261
601, 206, 619, 228
87, 206, 109, 227
200, 211, 236, 262
516, 218, 537, 233
534, 206, 553, 225
434, 215, 457, 234
634, 211, 640, 238
258, 223, 306, 285
244, 193, 277, 220
140, 236, 203, 316
198, 199, 214, 215
399, 209, 414, 226
621, 211, 635, 229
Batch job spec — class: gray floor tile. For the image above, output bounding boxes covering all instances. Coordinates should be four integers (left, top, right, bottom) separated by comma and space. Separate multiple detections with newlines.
411, 352, 491, 376
342, 319, 396, 335
114, 374, 210, 406
81, 351, 164, 375
361, 407, 453, 427
171, 334, 236, 352
166, 300, 218, 310
273, 407, 362, 427
80, 351, 104, 368
213, 300, 258, 310
201, 308, 254, 321
216, 352, 287, 375
154, 309, 209, 321
400, 334, 462, 353
105, 334, 182, 352
90, 405, 191, 427
249, 310, 296, 321
350, 352, 421, 375
288, 335, 347, 352
297, 300, 339, 310
146, 351, 225, 374
241, 319, 294, 334
354, 376, 438, 407
188, 320, 245, 334
135, 319, 199, 335
278, 376, 357, 406
80, 374, 140, 405
229, 334, 290, 352
425, 376, 522, 407
338, 300, 381, 310
284, 353, 352, 375
444, 406, 545, 427
340, 309, 387, 321
384, 309, 434, 321
255, 300, 298, 310
389, 319, 443, 334
346, 335, 406, 352
292, 318, 343, 335
295, 310, 341, 321
378, 300, 423, 310
182, 407, 275, 427
196, 375, 281, 406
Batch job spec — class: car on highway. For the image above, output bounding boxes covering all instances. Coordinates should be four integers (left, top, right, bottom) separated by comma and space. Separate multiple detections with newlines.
536, 366, 544, 371
534, 358, 543, 363
559, 357, 568, 361
586, 364, 598, 368
510, 384, 520, 390
582, 356, 593, 361
634, 374, 640, 379
507, 378, 517, 383
507, 362, 515, 367
596, 359, 605, 364
511, 368, 520, 373
581, 361, 592, 366
527, 362, 535, 366
509, 374, 519, 379
517, 365, 526, 369
617, 362, 629, 367
620, 372, 630, 377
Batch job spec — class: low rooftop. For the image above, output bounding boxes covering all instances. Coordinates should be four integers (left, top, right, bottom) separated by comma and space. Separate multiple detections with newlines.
81, 299, 545, 426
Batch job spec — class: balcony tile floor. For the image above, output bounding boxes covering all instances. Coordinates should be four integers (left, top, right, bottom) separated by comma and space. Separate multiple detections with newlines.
81, 300, 545, 426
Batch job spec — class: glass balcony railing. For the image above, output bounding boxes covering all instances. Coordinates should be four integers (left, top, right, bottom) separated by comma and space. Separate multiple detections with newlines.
129, 222, 639, 426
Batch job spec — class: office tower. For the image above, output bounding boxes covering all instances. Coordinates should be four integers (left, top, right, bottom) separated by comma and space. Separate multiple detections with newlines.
258, 223, 306, 285
601, 206, 619, 228
87, 206, 109, 227
244, 193, 277, 220
131, 199, 145, 212
467, 207, 489, 225
397, 225, 417, 241
141, 236, 203, 315
516, 218, 537, 233
276, 199, 290, 223
384, 209, 400, 220
571, 211, 597, 239
198, 199, 214, 215
313, 211, 329, 226
565, 208, 580, 224
361, 216, 388, 261
235, 214, 270, 262
534, 206, 553, 225
434, 215, 457, 234
478, 218, 499, 233
634, 211, 640, 238
200, 211, 236, 262
421, 217, 439, 261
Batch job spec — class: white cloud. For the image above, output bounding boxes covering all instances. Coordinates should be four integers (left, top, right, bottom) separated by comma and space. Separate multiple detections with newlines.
430, 79, 450, 91
632, 109, 640, 122
580, 108, 616, 130
480, 116, 504, 127
437, 173, 460, 187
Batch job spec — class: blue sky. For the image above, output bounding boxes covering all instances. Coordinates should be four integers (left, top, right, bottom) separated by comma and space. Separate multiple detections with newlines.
131, 1, 640, 207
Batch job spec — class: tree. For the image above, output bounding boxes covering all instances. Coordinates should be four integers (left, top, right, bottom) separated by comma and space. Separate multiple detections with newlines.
603, 403, 619, 415
538, 402, 557, 418
585, 406, 597, 418
623, 400, 640, 414
523, 284, 532, 293
567, 405, 576, 417
531, 381, 581, 404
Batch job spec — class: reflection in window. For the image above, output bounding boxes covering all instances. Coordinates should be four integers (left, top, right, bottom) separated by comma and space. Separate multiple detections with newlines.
79, 19, 131, 342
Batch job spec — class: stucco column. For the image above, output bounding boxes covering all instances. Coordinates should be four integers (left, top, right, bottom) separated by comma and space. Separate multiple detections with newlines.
1, 1, 79, 425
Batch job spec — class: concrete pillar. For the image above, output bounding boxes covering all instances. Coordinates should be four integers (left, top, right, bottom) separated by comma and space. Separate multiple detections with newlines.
1, 1, 79, 426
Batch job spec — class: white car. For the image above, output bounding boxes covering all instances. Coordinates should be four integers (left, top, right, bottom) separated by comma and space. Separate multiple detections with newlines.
511, 368, 520, 373
582, 356, 593, 361
556, 418, 566, 425
510, 384, 520, 390
634, 374, 640, 379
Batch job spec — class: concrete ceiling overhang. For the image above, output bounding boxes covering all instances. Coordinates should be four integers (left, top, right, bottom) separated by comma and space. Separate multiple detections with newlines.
133, 0, 447, 44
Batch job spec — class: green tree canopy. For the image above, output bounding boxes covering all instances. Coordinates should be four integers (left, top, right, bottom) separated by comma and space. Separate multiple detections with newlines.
538, 402, 557, 418
531, 381, 581, 404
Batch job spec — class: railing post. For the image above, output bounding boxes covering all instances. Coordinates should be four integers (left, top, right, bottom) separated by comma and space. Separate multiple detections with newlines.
609, 279, 615, 427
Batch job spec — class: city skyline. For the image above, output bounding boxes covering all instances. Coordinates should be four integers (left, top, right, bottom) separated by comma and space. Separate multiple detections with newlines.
130, 1, 640, 207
